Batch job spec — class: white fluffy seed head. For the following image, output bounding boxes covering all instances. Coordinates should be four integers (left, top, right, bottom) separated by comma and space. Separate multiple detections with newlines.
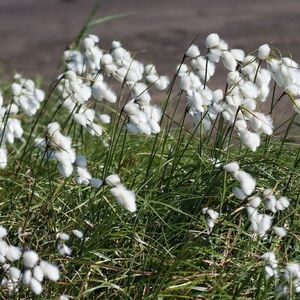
247, 206, 258, 219
219, 39, 229, 51
0, 226, 8, 238
23, 251, 39, 268
241, 178, 256, 196
176, 64, 189, 76
98, 114, 111, 124
88, 123, 103, 137
57, 162, 74, 178
6, 245, 22, 262
230, 49, 245, 62
180, 75, 191, 91
30, 277, 43, 295
11, 83, 22, 96
9, 267, 21, 282
239, 130, 260, 152
263, 188, 273, 197
73, 113, 87, 127
82, 36, 95, 49
205, 33, 220, 49
243, 99, 257, 112
265, 195, 277, 213
227, 71, 241, 85
235, 171, 256, 196
110, 184, 137, 213
213, 89, 223, 102
258, 44, 271, 60
273, 226, 287, 237
57, 243, 72, 256
248, 196, 261, 208
58, 232, 70, 241
40, 261, 60, 282
207, 209, 219, 220
264, 265, 275, 278
240, 81, 258, 99
65, 70, 76, 81
145, 64, 157, 75
207, 48, 222, 63
278, 197, 290, 210
285, 263, 300, 280
46, 122, 61, 137
186, 44, 200, 58
261, 252, 277, 265
22, 269, 32, 285
106, 174, 121, 187
33, 265, 44, 282
0, 240, 8, 257
206, 218, 215, 230
232, 187, 247, 200
223, 161, 239, 172
100, 54, 113, 66
155, 76, 170, 91
111, 40, 121, 49
72, 229, 84, 239
222, 51, 237, 71
257, 214, 273, 237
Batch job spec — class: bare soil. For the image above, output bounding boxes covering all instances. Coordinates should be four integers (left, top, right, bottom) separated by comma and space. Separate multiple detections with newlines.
1, 0, 300, 78
0, 0, 299, 123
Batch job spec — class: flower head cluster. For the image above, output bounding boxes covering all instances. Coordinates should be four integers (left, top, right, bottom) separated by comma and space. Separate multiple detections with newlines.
74, 155, 103, 188
268, 57, 300, 97
45, 122, 76, 177
261, 257, 300, 297
261, 252, 278, 279
59, 70, 91, 107
264, 188, 290, 214
82, 34, 103, 73
246, 188, 289, 238
57, 71, 105, 137
0, 226, 59, 296
11, 74, 45, 116
0, 100, 23, 169
56, 233, 72, 256
224, 161, 289, 238
0, 74, 46, 169
177, 53, 220, 132
223, 159, 294, 295
36, 123, 103, 187
124, 98, 163, 134
179, 34, 275, 151
56, 229, 83, 256
260, 253, 300, 297
247, 194, 286, 238
64, 34, 102, 75
282, 263, 300, 294
224, 161, 256, 199
61, 35, 169, 136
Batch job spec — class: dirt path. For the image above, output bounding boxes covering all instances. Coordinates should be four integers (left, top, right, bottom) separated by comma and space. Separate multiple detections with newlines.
0, 0, 300, 80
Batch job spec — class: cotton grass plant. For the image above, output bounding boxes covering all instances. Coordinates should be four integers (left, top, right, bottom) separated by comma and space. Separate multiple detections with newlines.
0, 9, 300, 300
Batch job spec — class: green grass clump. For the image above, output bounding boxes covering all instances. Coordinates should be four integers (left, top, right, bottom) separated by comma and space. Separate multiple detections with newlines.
1, 108, 299, 299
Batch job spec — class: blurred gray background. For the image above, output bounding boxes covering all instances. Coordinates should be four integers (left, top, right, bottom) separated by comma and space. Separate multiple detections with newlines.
1, 0, 300, 81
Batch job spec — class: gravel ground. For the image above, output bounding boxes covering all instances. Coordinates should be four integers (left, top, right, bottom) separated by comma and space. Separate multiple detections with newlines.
0, 0, 299, 122
1, 0, 300, 78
